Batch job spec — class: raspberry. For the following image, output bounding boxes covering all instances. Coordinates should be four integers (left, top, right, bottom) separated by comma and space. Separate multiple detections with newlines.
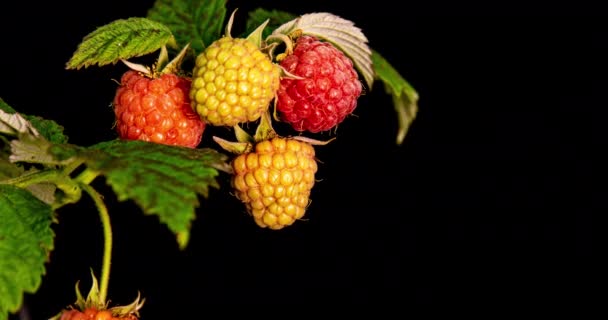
113, 70, 205, 148
59, 308, 138, 320
276, 35, 363, 133
231, 137, 318, 229
190, 36, 281, 127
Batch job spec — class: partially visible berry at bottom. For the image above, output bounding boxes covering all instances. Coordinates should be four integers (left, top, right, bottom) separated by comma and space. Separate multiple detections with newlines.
59, 308, 138, 320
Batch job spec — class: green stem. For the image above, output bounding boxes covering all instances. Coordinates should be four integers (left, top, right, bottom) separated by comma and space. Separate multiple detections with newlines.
75, 168, 101, 185
266, 33, 294, 57
62, 158, 85, 176
0, 168, 82, 209
0, 168, 59, 186
80, 183, 112, 305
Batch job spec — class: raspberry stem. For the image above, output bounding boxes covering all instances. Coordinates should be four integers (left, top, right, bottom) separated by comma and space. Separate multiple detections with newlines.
0, 168, 82, 209
79, 182, 112, 306
74, 168, 101, 185
266, 33, 294, 59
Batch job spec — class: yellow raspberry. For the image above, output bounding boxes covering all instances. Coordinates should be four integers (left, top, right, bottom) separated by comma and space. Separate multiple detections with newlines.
190, 36, 281, 127
231, 137, 318, 230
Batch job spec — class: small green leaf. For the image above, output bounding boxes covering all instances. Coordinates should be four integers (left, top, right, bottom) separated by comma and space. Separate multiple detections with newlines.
84, 270, 101, 309
371, 50, 419, 145
0, 98, 17, 113
147, 0, 227, 56
66, 17, 175, 70
0, 184, 54, 318
0, 159, 22, 181
85, 140, 231, 249
246, 19, 269, 48
0, 98, 68, 144
244, 8, 296, 39
23, 116, 68, 144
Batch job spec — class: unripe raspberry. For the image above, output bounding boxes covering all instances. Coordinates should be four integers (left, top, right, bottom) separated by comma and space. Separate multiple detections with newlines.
190, 36, 281, 127
231, 137, 318, 229
276, 35, 363, 133
113, 70, 205, 148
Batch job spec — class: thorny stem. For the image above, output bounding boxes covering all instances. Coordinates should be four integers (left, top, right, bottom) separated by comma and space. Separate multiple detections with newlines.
80, 183, 112, 305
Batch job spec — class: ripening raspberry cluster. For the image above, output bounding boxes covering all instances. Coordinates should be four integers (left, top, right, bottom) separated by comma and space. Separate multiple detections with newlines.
112, 31, 362, 230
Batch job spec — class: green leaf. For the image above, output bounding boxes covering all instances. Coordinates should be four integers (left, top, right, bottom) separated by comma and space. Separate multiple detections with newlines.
5, 135, 83, 207
0, 157, 56, 206
245, 19, 269, 48
0, 159, 22, 181
0, 105, 39, 138
244, 8, 296, 39
1, 98, 68, 144
273, 12, 375, 89
9, 134, 82, 166
0, 98, 17, 114
147, 0, 227, 56
66, 17, 175, 70
371, 50, 419, 145
23, 115, 68, 144
85, 140, 231, 249
0, 184, 54, 318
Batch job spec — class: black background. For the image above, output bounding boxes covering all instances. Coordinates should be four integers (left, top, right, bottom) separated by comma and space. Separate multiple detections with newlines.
1, 0, 601, 317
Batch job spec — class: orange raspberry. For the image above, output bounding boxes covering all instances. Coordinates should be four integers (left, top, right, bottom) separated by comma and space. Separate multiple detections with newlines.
231, 137, 317, 229
113, 70, 205, 148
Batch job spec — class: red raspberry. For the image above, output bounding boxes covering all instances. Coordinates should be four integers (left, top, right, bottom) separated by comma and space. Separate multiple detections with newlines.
113, 70, 205, 148
58, 308, 138, 320
276, 35, 363, 133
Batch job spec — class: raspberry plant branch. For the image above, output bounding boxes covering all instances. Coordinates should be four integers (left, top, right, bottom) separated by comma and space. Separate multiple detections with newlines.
2, 1, 421, 318
1, 100, 229, 319
74, 168, 102, 186
1, 156, 112, 305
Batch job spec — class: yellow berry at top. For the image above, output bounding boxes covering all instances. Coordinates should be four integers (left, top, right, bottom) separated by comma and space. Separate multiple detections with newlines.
231, 137, 318, 230
190, 36, 281, 127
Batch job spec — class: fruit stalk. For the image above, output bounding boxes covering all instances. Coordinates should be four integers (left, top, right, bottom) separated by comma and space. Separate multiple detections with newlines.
79, 183, 112, 304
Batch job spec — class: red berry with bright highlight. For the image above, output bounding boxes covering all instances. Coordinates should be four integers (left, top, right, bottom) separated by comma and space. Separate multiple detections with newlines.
113, 70, 205, 148
276, 35, 363, 133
